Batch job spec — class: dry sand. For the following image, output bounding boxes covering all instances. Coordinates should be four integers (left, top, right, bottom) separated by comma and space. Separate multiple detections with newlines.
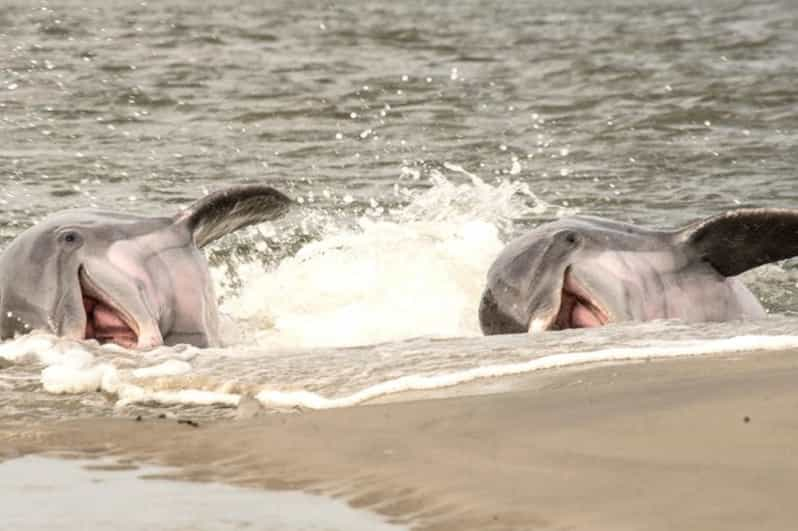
3, 348, 798, 530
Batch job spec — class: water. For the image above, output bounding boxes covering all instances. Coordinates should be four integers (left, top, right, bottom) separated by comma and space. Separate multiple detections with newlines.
0, 455, 405, 531
1, 1, 798, 421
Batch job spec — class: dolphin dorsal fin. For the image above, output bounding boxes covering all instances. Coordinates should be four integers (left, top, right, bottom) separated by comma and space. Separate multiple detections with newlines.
680, 208, 798, 276
174, 185, 292, 248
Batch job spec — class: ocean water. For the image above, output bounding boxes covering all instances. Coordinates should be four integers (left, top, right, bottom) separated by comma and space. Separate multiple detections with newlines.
1, 0, 798, 424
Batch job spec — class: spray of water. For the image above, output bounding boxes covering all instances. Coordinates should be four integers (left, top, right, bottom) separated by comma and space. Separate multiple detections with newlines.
217, 165, 549, 348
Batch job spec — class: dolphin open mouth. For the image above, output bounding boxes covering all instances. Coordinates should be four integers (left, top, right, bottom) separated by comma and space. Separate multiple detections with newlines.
549, 268, 609, 330
79, 267, 139, 349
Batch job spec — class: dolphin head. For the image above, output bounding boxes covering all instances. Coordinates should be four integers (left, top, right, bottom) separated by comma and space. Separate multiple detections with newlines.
480, 209, 798, 335
0, 185, 292, 349
0, 212, 173, 349
479, 216, 694, 334
480, 218, 617, 334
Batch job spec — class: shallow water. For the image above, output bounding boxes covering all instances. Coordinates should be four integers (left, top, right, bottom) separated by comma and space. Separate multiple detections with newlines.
0, 455, 405, 531
1, 0, 798, 422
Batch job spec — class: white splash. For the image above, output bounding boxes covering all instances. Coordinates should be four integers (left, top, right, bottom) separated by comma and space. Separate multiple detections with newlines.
218, 168, 541, 349
221, 218, 501, 348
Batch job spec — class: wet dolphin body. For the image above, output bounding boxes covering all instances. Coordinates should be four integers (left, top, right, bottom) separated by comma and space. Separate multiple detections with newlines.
479, 209, 798, 335
0, 185, 291, 349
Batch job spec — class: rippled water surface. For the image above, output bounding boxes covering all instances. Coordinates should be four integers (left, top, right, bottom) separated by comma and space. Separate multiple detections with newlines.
1, 0, 797, 421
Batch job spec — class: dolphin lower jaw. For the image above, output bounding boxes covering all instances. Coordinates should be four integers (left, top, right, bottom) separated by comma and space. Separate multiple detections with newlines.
78, 266, 162, 350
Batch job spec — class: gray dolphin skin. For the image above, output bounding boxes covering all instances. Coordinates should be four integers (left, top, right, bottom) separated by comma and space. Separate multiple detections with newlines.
479, 209, 798, 335
0, 185, 291, 349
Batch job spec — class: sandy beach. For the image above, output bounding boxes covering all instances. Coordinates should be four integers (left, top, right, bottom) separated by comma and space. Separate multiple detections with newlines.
3, 348, 798, 530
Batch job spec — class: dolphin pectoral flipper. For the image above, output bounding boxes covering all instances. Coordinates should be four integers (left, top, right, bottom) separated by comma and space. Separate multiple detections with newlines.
174, 185, 292, 248
680, 208, 798, 277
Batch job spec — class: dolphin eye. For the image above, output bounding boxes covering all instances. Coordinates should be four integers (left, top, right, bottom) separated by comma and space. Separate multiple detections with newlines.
562, 231, 579, 245
59, 230, 82, 245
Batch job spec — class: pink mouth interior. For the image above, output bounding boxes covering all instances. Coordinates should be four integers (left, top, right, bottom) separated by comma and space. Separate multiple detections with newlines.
82, 295, 138, 349
552, 271, 608, 330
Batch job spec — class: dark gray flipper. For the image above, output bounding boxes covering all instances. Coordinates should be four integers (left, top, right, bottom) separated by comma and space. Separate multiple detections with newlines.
174, 185, 292, 248
680, 208, 798, 277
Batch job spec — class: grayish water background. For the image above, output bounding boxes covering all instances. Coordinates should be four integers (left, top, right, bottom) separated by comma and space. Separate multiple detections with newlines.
1, 0, 798, 423
3, 0, 796, 222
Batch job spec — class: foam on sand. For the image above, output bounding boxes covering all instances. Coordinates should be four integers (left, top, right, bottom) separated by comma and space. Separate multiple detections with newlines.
3, 332, 798, 411
256, 335, 798, 409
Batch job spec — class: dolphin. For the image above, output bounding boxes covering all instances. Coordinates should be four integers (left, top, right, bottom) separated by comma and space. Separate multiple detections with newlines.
479, 209, 798, 334
0, 185, 291, 349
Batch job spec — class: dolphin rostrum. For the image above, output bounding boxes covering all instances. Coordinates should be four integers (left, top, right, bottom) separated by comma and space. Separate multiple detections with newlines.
479, 209, 798, 334
0, 185, 291, 349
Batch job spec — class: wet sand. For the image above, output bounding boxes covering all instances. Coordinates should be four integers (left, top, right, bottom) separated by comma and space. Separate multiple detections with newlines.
3, 348, 798, 530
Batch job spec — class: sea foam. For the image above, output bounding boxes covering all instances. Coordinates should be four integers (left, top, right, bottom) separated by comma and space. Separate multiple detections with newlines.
255, 335, 798, 409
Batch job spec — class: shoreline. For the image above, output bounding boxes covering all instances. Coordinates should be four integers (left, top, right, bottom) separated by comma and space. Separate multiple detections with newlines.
3, 348, 798, 530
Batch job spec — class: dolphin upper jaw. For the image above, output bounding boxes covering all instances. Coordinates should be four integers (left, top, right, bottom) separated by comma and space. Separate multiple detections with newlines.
51, 268, 90, 342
